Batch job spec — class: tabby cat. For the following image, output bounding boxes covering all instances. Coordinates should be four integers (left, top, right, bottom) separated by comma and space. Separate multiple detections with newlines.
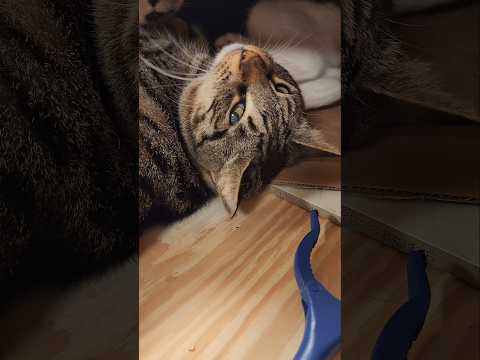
139, 13, 333, 229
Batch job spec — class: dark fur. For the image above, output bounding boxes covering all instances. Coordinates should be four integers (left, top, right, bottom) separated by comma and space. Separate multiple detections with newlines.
0, 0, 137, 282
139, 20, 212, 227
341, 0, 449, 145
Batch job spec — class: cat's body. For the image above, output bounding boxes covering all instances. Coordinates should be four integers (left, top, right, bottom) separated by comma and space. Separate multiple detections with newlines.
0, 0, 137, 282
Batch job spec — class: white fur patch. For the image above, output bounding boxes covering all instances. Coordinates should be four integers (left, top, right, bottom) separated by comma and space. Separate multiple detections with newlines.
142, 197, 227, 247
270, 47, 326, 82
268, 46, 341, 109
299, 76, 341, 109
212, 43, 244, 67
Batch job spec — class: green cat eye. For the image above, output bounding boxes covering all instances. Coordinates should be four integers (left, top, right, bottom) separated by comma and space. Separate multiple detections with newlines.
229, 102, 245, 126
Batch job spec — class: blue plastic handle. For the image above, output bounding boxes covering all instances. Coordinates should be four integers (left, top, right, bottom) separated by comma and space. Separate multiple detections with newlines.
293, 210, 341, 360
371, 250, 431, 359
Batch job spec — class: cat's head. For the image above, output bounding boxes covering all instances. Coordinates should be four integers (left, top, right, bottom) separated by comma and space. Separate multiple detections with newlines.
179, 44, 334, 216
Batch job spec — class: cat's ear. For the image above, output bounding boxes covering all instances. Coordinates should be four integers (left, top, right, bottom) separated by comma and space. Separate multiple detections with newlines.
291, 122, 340, 155
210, 156, 251, 218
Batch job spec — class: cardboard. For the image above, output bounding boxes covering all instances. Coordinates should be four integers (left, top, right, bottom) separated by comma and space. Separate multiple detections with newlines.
343, 118, 480, 204
269, 185, 341, 224
276, 97, 479, 206
273, 156, 340, 190
343, 193, 480, 288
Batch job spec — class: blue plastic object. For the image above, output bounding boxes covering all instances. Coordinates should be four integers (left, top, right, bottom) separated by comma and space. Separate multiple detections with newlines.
293, 209, 341, 360
371, 250, 431, 359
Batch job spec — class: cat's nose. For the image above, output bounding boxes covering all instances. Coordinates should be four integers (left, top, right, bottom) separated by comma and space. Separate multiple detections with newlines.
240, 49, 269, 83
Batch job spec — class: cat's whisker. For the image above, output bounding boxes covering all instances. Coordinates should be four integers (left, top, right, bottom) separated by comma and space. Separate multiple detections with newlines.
151, 43, 207, 75
164, 32, 209, 73
267, 39, 290, 53
265, 41, 292, 55
265, 31, 315, 57
262, 31, 276, 52
160, 33, 208, 73
166, 68, 202, 77
277, 28, 314, 52
265, 31, 303, 52
141, 56, 198, 81
145, 83, 178, 90
290, 33, 315, 49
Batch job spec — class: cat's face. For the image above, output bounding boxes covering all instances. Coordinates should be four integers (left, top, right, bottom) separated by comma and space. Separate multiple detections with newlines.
179, 44, 326, 216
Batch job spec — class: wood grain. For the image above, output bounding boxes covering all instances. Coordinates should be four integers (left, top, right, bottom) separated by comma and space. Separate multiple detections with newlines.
139, 192, 341, 360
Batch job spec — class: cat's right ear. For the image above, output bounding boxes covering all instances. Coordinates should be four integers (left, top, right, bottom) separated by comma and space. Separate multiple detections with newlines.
209, 156, 251, 218
290, 122, 340, 156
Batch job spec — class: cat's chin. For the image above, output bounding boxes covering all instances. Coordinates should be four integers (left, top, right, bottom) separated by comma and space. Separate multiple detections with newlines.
212, 43, 244, 67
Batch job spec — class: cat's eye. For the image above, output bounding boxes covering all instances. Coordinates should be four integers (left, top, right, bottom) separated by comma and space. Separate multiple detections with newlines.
274, 83, 291, 94
229, 102, 245, 126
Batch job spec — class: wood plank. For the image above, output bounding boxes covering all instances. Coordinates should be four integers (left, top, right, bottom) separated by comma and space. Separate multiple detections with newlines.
139, 192, 341, 360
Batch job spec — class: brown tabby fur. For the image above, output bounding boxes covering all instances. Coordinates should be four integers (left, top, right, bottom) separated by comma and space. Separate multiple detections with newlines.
0, 0, 138, 282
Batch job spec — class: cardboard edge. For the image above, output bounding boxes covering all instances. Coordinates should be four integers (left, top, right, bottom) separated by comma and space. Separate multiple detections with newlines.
269, 185, 341, 225
342, 205, 480, 289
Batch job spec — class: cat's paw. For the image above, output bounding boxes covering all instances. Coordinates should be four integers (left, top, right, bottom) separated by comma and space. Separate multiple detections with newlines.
140, 0, 184, 24
300, 75, 341, 109
215, 33, 250, 50
269, 47, 327, 83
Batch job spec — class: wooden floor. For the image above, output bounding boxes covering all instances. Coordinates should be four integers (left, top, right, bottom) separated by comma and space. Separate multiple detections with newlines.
140, 190, 480, 360
342, 229, 480, 359
139, 192, 341, 360
1, 191, 477, 359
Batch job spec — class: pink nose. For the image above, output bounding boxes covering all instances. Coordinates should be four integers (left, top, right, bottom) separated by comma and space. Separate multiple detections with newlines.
240, 50, 268, 83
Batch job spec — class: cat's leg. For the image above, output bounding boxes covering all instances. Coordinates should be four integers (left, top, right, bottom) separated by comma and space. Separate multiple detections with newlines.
269, 47, 327, 83
299, 70, 341, 109
268, 46, 340, 109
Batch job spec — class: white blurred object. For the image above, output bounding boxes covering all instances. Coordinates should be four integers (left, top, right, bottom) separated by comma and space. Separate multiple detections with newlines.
247, 0, 341, 109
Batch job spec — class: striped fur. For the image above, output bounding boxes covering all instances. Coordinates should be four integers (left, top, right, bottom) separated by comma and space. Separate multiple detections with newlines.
0, 0, 137, 281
